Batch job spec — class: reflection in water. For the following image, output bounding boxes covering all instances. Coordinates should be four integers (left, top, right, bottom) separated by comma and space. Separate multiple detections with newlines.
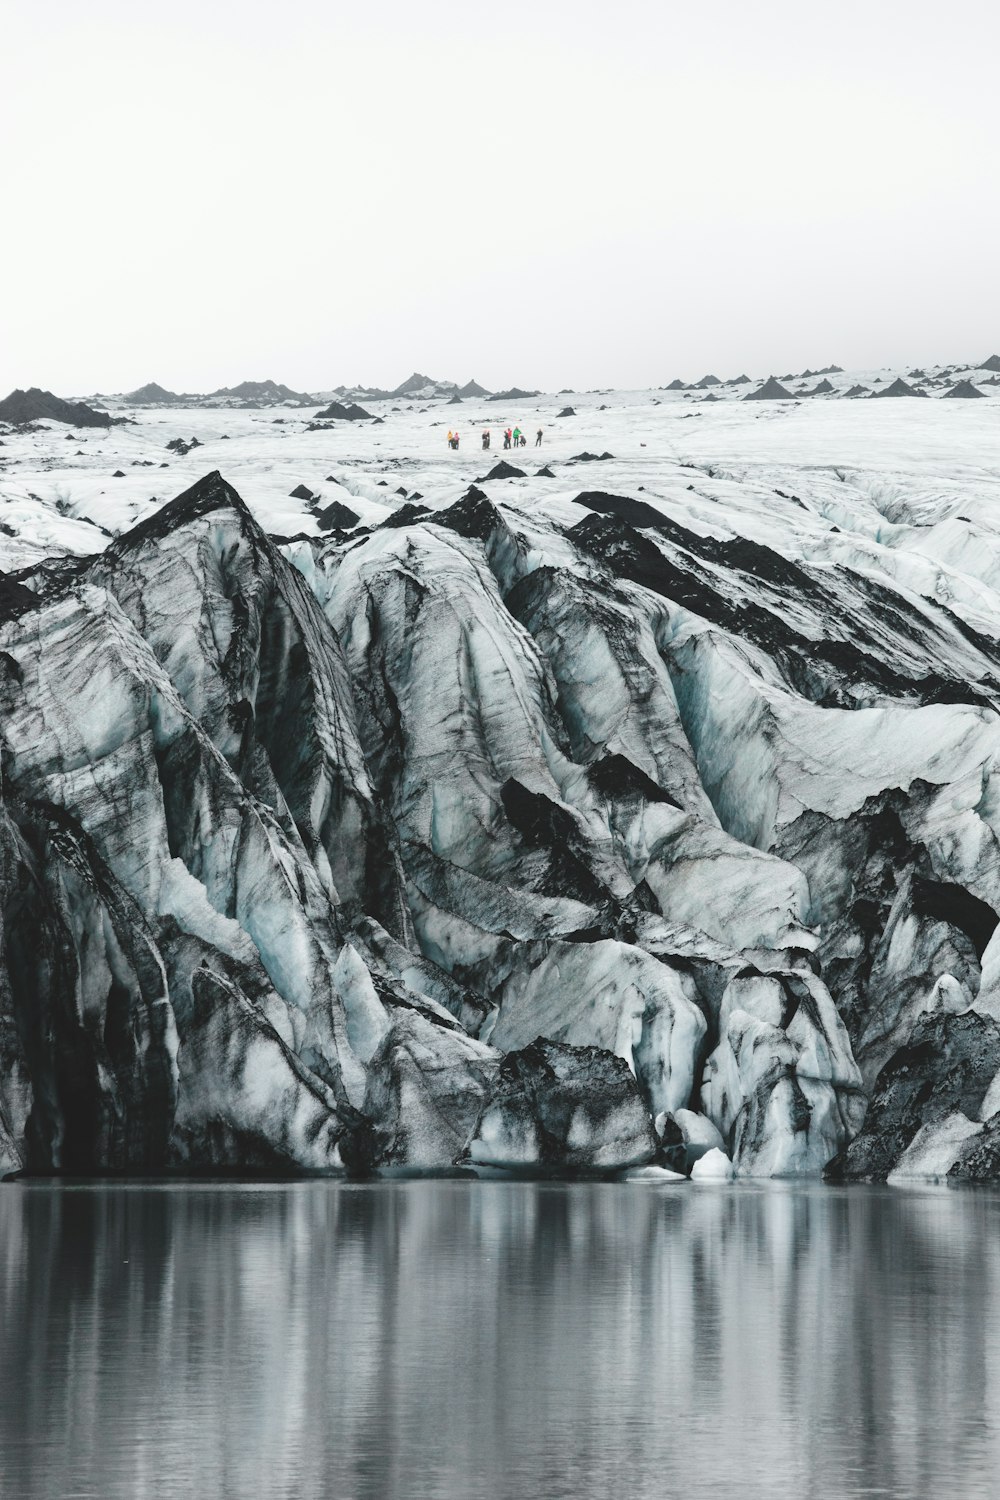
1, 1181, 999, 1498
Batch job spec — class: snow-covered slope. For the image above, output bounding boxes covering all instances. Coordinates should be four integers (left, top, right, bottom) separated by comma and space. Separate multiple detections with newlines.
1, 368, 999, 1179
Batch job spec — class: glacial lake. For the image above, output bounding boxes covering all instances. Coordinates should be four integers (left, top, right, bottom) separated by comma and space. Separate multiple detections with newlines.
1, 1180, 998, 1499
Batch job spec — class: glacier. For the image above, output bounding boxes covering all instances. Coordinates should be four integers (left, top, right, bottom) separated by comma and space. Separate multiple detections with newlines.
1, 375, 1000, 1179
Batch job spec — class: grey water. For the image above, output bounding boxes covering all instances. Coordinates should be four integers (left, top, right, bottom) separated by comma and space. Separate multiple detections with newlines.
1, 1181, 999, 1500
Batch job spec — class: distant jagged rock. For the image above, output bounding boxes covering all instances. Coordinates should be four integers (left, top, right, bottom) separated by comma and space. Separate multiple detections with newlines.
842, 384, 870, 398
978, 354, 1000, 373
743, 377, 795, 401
458, 379, 490, 398
872, 378, 927, 398
209, 380, 309, 406
289, 483, 318, 501
0, 388, 112, 427
124, 382, 184, 406
725, 375, 751, 386
391, 373, 458, 399
447, 394, 463, 405
313, 401, 372, 421
333, 383, 394, 401
943, 380, 985, 399
557, 407, 576, 417
393, 372, 439, 396
665, 379, 687, 391
166, 437, 202, 456
204, 380, 309, 406
805, 379, 835, 395
487, 387, 540, 402
695, 374, 721, 388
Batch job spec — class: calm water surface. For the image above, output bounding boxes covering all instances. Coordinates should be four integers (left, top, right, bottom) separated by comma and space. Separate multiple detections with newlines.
1, 1179, 999, 1499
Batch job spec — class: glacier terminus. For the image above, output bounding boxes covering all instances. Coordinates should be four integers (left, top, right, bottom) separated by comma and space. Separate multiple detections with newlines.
1, 369, 1000, 1186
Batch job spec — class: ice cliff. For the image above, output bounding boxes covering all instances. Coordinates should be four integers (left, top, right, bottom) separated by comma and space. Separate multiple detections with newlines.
1, 469, 999, 1180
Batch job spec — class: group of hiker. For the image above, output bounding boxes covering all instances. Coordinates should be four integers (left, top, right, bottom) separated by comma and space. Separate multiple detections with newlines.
447, 426, 543, 452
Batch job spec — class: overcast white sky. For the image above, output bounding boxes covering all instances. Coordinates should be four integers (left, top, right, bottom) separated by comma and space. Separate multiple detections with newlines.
2, 0, 998, 395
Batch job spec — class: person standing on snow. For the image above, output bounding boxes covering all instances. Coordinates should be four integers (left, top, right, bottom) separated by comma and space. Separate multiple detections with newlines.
535, 428, 543, 446
503, 428, 512, 449
482, 430, 490, 450
446, 430, 453, 448
512, 425, 521, 447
